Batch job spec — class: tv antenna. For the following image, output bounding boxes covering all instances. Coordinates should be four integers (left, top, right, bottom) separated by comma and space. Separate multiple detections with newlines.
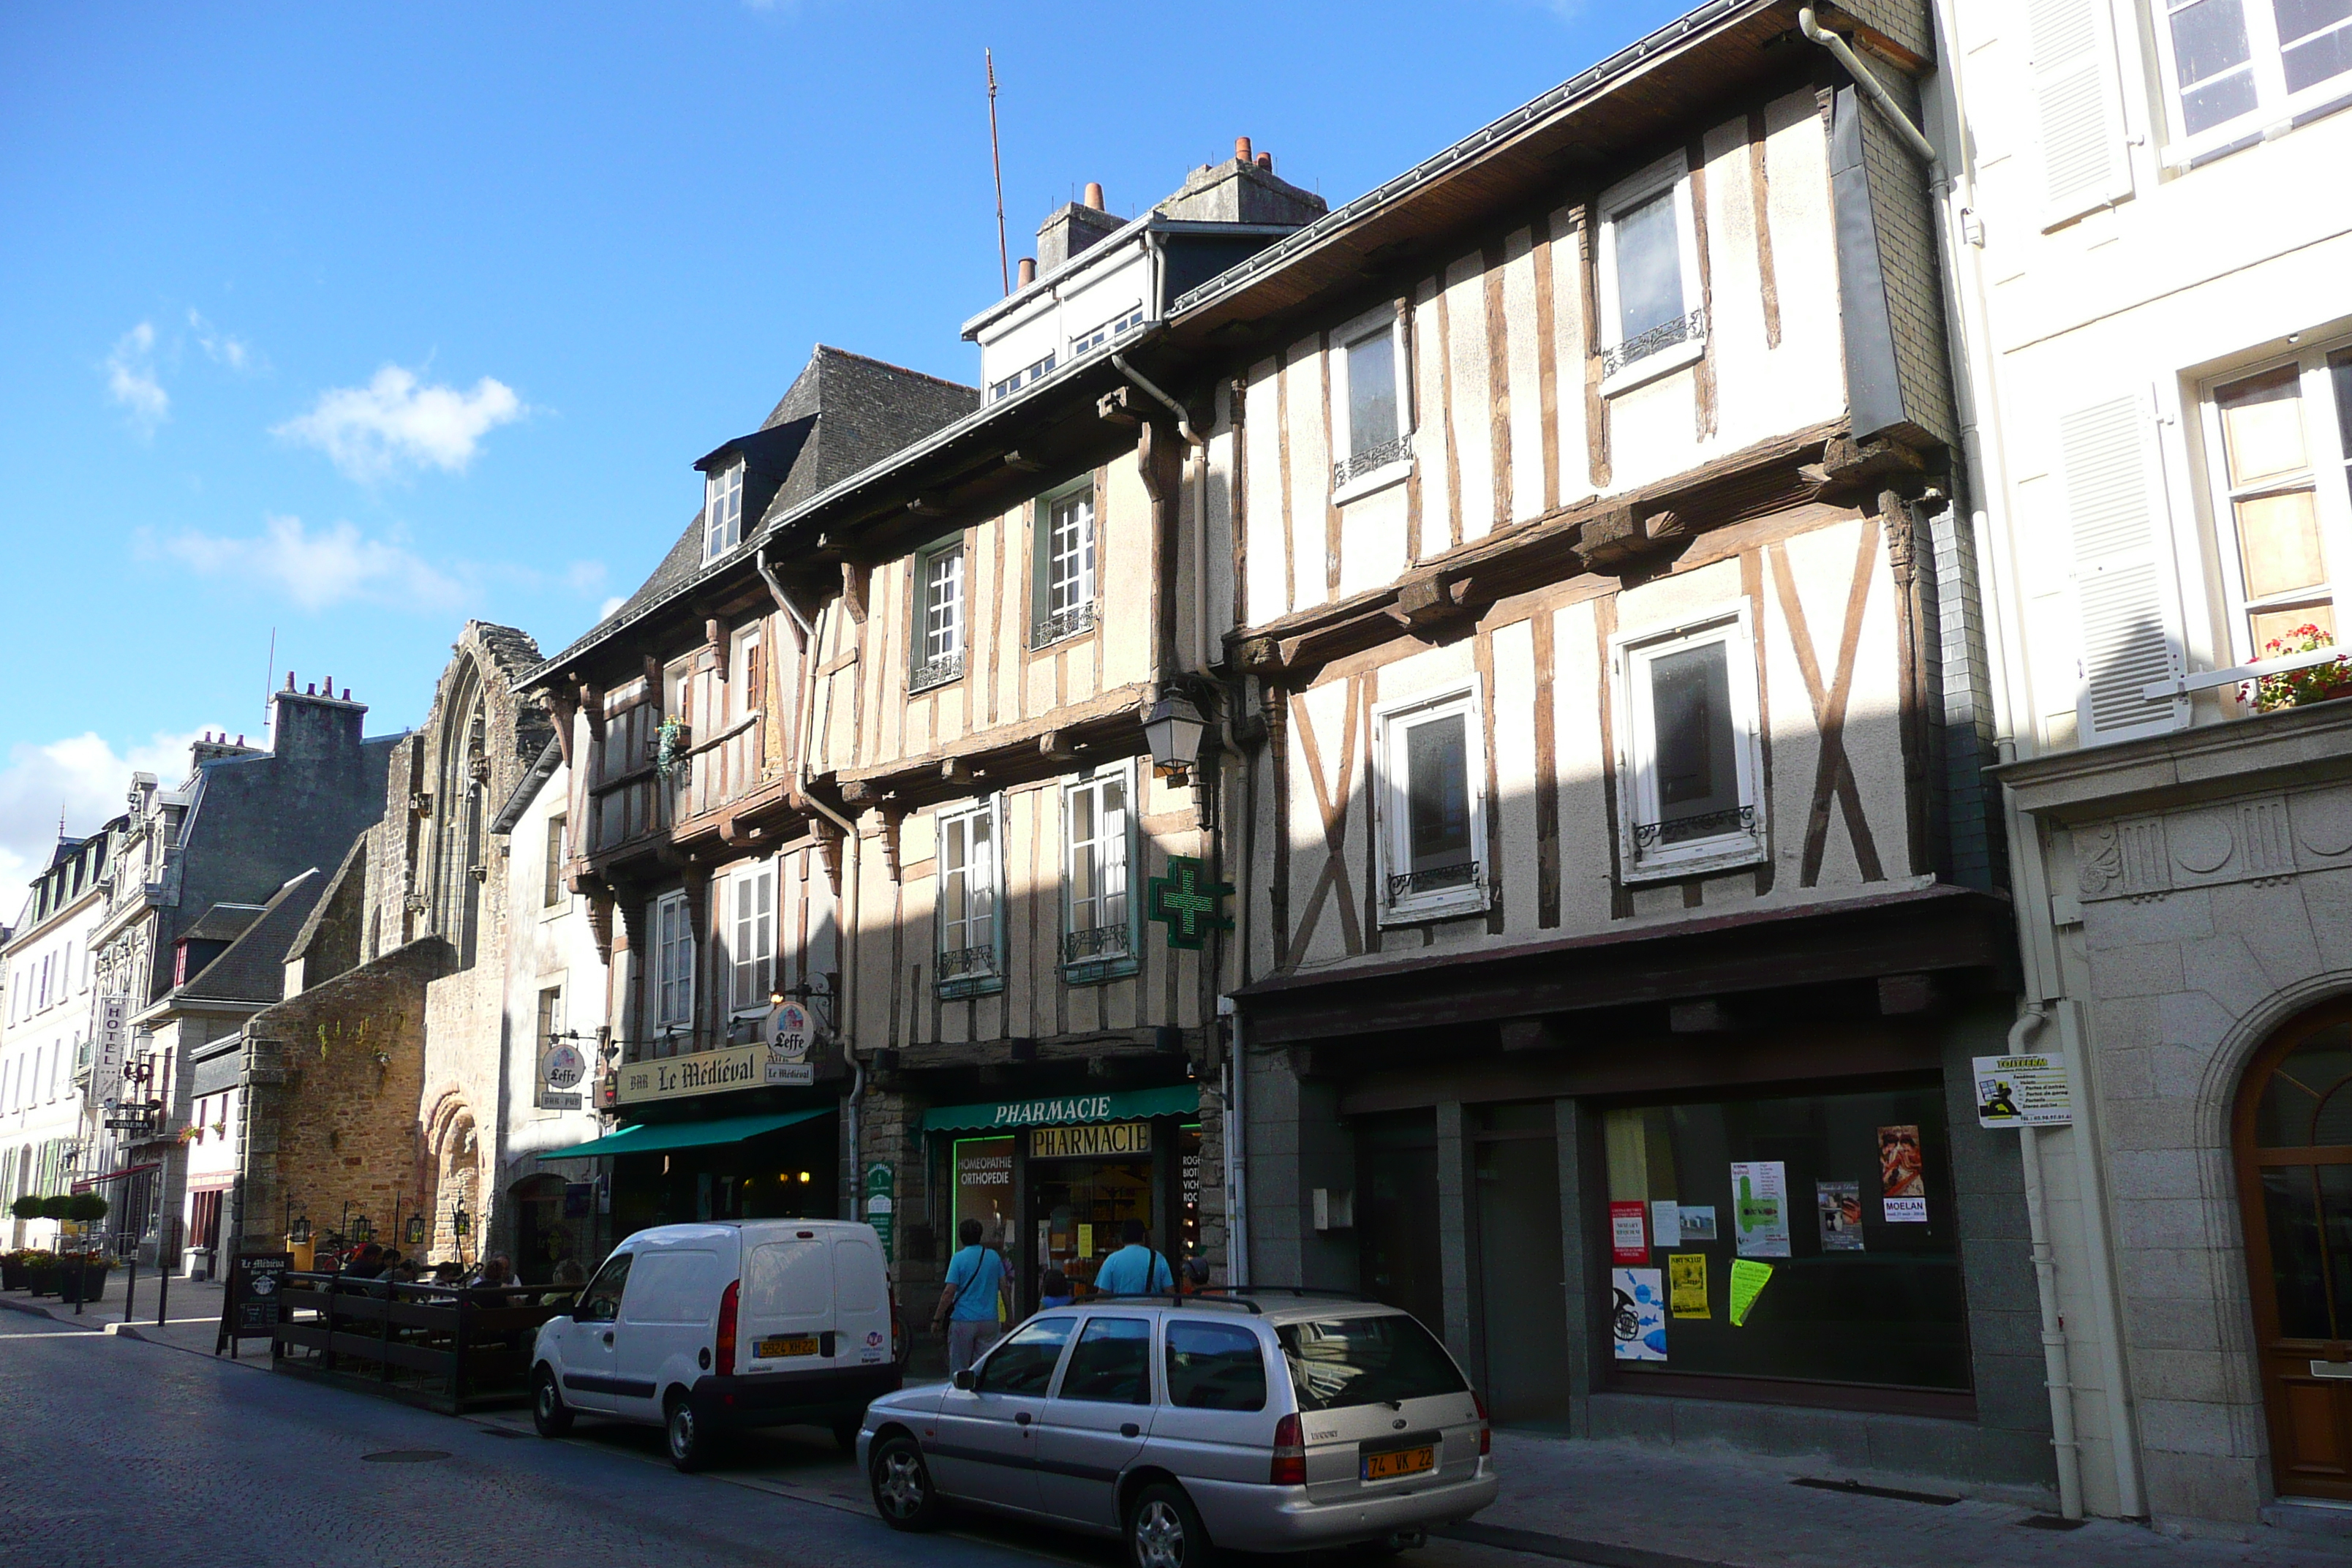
987, 49, 1009, 295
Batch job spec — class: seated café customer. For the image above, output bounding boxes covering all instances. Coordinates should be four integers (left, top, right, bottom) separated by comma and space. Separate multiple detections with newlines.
542, 1257, 586, 1307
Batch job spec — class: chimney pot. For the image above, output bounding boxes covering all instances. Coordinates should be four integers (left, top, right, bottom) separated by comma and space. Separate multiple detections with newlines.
285, 671, 295, 691
306, 683, 317, 696
1235, 135, 1252, 163
1256, 151, 1273, 172
1017, 256, 1037, 287
1082, 181, 1104, 211
342, 688, 351, 701
236, 735, 244, 746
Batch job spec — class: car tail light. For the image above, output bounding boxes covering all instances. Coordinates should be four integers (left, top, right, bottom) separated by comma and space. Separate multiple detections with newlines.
1474, 1392, 1490, 1456
715, 1278, 740, 1377
1270, 1413, 1306, 1486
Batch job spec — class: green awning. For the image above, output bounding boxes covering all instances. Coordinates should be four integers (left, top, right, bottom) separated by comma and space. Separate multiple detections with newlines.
921, 1084, 1199, 1135
536, 1106, 832, 1160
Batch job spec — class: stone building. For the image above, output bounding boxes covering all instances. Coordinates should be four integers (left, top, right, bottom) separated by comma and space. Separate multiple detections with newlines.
87, 686, 394, 1264
1934, 0, 2352, 1532
228, 623, 603, 1277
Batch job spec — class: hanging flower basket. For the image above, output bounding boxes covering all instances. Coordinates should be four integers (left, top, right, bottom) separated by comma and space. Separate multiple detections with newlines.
2240, 625, 2352, 712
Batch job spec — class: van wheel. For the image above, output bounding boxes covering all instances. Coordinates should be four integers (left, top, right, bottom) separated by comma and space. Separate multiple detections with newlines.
869, 1433, 941, 1531
532, 1368, 573, 1438
665, 1393, 711, 1472
1128, 1482, 1213, 1568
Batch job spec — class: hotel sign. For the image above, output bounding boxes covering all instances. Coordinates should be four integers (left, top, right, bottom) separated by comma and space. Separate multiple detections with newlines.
614, 1042, 810, 1107
1030, 1121, 1153, 1159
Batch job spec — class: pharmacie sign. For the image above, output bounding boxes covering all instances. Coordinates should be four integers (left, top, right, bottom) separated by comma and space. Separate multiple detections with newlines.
1030, 1121, 1153, 1159
614, 1042, 807, 1106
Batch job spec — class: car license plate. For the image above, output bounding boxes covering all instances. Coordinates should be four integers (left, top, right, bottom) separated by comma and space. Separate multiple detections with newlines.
755, 1335, 821, 1359
1362, 1444, 1436, 1482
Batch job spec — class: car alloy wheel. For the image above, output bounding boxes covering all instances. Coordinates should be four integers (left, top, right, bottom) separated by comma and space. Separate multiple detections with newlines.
870, 1435, 940, 1531
1128, 1483, 1209, 1568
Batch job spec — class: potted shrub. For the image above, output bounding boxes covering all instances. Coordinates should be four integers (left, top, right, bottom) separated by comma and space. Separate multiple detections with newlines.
37, 1194, 70, 1224
67, 1193, 108, 1226
8, 1195, 39, 1224
57, 1251, 109, 1303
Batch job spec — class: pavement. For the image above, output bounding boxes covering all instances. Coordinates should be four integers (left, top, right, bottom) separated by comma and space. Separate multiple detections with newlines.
4, 1281, 2350, 1568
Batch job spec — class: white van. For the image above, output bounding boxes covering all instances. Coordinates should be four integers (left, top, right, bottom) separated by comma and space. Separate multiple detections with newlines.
530, 1219, 901, 1470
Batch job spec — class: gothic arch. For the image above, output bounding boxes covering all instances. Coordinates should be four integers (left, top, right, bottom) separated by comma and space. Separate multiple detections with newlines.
428, 660, 489, 970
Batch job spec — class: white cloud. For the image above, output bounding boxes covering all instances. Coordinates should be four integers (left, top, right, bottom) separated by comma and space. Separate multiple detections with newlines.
598, 594, 627, 619
274, 365, 526, 482
0, 727, 216, 919
105, 322, 169, 436
187, 309, 259, 373
148, 515, 468, 613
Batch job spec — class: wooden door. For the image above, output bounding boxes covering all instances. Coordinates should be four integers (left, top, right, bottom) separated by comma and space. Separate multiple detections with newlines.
2236, 1006, 2352, 1499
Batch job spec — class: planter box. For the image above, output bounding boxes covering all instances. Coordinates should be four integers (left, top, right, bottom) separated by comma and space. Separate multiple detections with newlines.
0, 1259, 27, 1292
52, 1262, 109, 1302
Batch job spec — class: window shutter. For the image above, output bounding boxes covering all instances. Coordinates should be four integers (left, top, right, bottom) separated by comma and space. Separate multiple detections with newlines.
2027, 0, 2133, 228
2062, 393, 2188, 742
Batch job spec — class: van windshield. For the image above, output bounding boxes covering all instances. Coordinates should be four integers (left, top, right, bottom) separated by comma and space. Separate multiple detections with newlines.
1275, 1314, 1466, 1412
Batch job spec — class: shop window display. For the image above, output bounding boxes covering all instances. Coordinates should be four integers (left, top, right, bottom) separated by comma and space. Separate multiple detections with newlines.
1599, 1080, 1968, 1395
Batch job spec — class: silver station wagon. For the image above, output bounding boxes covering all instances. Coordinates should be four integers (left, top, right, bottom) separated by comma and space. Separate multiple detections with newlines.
858, 1292, 1496, 1567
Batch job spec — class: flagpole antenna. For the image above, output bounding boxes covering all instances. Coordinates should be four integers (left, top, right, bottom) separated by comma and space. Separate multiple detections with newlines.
987, 48, 1010, 295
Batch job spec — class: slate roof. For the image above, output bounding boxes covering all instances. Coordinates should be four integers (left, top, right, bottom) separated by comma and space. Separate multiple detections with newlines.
177, 870, 328, 1006
530, 346, 977, 682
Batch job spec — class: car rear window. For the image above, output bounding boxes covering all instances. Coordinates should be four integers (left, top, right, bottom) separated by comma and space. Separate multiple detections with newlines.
1165, 1321, 1267, 1411
1275, 1314, 1466, 1412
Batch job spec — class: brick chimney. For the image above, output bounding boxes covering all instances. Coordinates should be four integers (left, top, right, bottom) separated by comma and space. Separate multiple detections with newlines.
270, 673, 368, 764
1035, 181, 1125, 274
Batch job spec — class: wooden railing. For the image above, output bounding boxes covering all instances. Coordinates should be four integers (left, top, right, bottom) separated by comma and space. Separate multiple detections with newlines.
270, 1273, 573, 1412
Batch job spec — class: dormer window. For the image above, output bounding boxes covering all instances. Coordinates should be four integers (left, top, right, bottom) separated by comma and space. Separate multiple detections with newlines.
704, 461, 745, 559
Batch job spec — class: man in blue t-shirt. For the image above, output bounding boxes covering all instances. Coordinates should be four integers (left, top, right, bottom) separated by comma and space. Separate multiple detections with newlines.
936, 1218, 1009, 1376
1090, 1219, 1173, 1297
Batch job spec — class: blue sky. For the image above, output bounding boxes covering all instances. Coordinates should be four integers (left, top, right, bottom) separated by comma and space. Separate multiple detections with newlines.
0, 0, 1685, 899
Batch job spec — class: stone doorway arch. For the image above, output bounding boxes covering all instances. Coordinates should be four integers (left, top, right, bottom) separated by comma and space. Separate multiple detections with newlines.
2235, 996, 2352, 1501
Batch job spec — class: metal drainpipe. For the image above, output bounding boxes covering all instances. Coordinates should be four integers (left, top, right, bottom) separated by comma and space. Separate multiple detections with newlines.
2011, 1003, 2084, 1520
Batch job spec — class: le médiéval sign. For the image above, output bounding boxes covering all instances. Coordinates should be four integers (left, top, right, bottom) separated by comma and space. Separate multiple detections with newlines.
614, 1039, 813, 1106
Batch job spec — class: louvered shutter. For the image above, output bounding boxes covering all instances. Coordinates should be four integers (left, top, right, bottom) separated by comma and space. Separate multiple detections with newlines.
2063, 394, 2188, 742
2028, 0, 2133, 228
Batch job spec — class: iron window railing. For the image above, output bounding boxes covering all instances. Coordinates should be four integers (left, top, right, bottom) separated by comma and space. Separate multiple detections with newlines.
1601, 306, 1706, 378
1061, 924, 1131, 965
909, 650, 965, 693
938, 944, 997, 981
1032, 600, 1098, 647
1632, 802, 1755, 849
1333, 432, 1414, 489
1387, 861, 1481, 903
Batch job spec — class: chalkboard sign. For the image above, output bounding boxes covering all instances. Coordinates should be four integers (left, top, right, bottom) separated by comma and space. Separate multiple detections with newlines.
215, 1252, 292, 1357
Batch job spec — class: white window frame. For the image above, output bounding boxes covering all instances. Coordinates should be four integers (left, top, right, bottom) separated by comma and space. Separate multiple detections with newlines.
652, 889, 696, 1038
729, 622, 765, 723
2196, 339, 2352, 667
1033, 478, 1099, 647
1597, 152, 1706, 398
1061, 761, 1139, 981
728, 859, 777, 1014
1372, 682, 1493, 925
1068, 304, 1146, 359
990, 352, 1058, 403
936, 796, 1005, 996
1330, 303, 1415, 504
1610, 606, 1768, 882
704, 460, 745, 560
911, 538, 966, 692
2150, 0, 2352, 165
542, 813, 568, 912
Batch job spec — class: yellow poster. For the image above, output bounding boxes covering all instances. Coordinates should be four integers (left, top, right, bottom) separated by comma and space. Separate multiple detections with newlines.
1078, 1223, 1095, 1259
1728, 1259, 1774, 1327
1668, 1254, 1708, 1318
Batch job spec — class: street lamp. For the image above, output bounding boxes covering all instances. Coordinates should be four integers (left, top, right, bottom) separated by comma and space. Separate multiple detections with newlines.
1143, 691, 1207, 785
350, 1214, 373, 1245
289, 1215, 311, 1245
404, 1213, 428, 1246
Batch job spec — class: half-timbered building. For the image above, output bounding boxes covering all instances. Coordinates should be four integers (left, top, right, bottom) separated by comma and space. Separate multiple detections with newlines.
1155, 0, 2051, 1497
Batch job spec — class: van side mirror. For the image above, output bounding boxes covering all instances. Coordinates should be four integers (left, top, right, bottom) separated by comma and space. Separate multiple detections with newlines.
952, 1369, 975, 1391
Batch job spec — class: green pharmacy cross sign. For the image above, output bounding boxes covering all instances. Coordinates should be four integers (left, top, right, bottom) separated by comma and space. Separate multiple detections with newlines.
1147, 855, 1234, 950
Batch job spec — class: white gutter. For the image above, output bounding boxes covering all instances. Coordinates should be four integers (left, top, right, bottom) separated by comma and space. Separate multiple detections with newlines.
2008, 1004, 2084, 1521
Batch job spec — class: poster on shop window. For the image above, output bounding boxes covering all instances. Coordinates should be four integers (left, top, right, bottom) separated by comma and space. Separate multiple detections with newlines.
1728, 1161, 1790, 1258
1610, 1267, 1667, 1360
1816, 1180, 1864, 1251
1878, 1125, 1929, 1222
